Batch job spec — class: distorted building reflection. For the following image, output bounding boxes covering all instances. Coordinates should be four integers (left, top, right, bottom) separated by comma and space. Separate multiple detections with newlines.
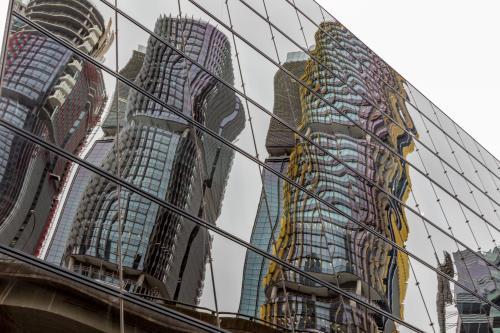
2, 1, 500, 332
0, 0, 111, 253
454, 248, 500, 333
40, 46, 146, 265
436, 251, 454, 333
64, 16, 245, 305
239, 51, 307, 318
251, 20, 417, 332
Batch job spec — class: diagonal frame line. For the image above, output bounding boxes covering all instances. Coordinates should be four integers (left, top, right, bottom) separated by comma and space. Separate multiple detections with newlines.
7, 10, 499, 317
303, 0, 500, 183
0, 13, 492, 331
93, 0, 500, 273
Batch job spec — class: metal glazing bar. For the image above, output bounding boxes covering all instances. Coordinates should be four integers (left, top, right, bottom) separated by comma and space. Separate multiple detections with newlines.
294, 0, 500, 182
187, 0, 500, 235
92, 0, 500, 274
6, 12, 499, 314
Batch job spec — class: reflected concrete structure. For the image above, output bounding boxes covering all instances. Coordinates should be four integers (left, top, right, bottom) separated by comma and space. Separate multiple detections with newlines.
0, 257, 283, 333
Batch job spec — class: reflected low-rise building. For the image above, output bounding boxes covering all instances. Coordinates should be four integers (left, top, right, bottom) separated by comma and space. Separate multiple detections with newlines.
0, 256, 285, 333
454, 248, 500, 332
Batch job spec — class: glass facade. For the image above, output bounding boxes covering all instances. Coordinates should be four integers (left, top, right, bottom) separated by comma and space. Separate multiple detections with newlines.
0, 0, 499, 332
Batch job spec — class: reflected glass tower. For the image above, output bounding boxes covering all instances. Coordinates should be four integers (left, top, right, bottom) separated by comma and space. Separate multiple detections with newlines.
64, 16, 245, 304
40, 46, 146, 265
239, 51, 306, 317
2, 1, 500, 332
0, 0, 110, 253
255, 21, 416, 332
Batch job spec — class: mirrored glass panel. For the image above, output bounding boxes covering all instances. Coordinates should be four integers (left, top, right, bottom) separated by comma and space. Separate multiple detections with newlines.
2, 0, 500, 332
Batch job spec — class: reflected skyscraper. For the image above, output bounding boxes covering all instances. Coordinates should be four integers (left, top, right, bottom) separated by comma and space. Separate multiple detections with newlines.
1, 1, 500, 332
257, 21, 416, 332
0, 0, 111, 253
239, 51, 307, 317
64, 16, 245, 304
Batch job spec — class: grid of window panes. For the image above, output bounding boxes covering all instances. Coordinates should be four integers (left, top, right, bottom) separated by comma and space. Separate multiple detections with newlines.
0, 0, 499, 332
43, 138, 114, 265
239, 158, 288, 317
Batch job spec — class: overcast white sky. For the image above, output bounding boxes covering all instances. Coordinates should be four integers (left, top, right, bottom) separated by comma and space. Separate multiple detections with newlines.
316, 0, 500, 160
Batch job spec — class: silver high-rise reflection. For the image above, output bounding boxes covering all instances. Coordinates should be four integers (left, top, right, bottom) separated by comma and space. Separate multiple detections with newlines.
64, 16, 245, 304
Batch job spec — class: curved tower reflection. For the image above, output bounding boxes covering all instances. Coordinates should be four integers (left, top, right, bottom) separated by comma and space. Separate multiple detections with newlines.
64, 16, 244, 305
261, 21, 417, 332
0, 0, 110, 253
